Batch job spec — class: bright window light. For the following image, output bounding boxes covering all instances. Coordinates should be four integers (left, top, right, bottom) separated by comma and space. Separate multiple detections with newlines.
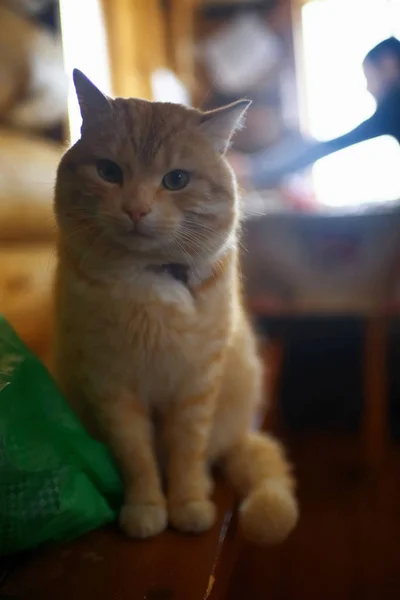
59, 0, 112, 144
301, 0, 400, 207
151, 68, 191, 105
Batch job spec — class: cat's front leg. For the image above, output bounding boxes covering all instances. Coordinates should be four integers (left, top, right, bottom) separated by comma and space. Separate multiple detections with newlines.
164, 385, 218, 534
95, 391, 167, 539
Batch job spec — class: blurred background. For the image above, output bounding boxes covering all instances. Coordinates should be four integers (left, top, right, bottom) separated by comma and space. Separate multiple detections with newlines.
1, 0, 400, 597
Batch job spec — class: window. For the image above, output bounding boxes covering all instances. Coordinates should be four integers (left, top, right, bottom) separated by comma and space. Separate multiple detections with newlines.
300, 0, 400, 207
59, 0, 112, 144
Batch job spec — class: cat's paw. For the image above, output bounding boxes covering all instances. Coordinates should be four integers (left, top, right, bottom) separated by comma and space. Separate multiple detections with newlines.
120, 503, 167, 539
169, 500, 216, 534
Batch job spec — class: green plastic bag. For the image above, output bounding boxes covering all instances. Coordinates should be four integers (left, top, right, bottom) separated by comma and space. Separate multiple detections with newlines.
0, 316, 123, 555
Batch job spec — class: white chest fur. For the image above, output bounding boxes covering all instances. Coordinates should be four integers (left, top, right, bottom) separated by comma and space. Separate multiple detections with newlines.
61, 265, 229, 408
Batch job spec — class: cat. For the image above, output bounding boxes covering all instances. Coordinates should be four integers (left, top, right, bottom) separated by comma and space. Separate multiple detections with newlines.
53, 69, 298, 544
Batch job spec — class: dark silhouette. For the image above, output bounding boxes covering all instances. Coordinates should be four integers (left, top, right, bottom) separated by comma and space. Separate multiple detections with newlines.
242, 37, 400, 188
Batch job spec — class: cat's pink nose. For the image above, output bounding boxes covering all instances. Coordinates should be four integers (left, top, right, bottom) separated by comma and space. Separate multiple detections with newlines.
124, 207, 150, 223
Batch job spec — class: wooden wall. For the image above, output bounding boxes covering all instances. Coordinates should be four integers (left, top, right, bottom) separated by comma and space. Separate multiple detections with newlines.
101, 0, 198, 100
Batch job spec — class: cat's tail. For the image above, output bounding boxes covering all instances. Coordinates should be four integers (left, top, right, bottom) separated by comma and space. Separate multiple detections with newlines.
222, 432, 298, 544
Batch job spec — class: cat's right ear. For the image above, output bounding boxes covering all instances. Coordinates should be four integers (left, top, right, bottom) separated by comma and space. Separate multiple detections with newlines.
199, 100, 251, 154
73, 69, 112, 123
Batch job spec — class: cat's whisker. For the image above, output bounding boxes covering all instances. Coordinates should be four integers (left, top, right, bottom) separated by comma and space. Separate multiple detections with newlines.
174, 232, 215, 268
46, 247, 57, 272
178, 230, 239, 275
181, 230, 214, 248
172, 238, 197, 274
185, 220, 247, 253
177, 229, 216, 254
183, 220, 221, 237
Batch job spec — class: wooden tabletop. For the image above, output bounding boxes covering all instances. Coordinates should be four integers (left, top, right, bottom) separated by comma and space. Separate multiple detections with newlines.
0, 480, 241, 600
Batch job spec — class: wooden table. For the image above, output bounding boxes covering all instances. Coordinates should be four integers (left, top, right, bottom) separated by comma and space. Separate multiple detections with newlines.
0, 483, 239, 600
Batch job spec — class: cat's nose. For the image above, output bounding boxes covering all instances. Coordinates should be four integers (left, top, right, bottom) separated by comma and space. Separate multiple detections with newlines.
124, 207, 150, 223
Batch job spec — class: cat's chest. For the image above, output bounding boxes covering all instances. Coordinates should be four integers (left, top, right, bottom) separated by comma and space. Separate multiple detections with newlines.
119, 272, 197, 327
111, 277, 223, 400
66, 267, 229, 394
61, 262, 232, 404
96, 273, 215, 356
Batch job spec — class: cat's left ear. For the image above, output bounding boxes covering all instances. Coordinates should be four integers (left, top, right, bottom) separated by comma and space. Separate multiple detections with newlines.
73, 69, 112, 124
199, 100, 251, 154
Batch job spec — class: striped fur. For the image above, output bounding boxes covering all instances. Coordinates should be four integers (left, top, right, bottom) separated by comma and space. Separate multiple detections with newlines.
53, 75, 298, 544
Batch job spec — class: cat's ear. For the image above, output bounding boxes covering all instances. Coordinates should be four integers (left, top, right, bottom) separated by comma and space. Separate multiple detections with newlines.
199, 100, 251, 154
73, 69, 112, 123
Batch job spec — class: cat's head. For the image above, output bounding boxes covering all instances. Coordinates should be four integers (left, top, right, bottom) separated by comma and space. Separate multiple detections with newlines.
55, 70, 249, 268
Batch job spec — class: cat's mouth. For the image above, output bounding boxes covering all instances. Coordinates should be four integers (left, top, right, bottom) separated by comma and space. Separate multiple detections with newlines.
118, 225, 155, 240
107, 217, 183, 255
112, 224, 171, 253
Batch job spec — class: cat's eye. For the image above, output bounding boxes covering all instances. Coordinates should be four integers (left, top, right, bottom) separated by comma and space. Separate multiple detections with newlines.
96, 159, 123, 184
162, 169, 190, 191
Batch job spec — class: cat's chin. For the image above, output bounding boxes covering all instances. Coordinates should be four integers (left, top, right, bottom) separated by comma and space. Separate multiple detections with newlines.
104, 225, 225, 266
112, 230, 174, 258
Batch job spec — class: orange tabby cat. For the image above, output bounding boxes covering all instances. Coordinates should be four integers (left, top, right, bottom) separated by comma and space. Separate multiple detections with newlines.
53, 70, 298, 544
